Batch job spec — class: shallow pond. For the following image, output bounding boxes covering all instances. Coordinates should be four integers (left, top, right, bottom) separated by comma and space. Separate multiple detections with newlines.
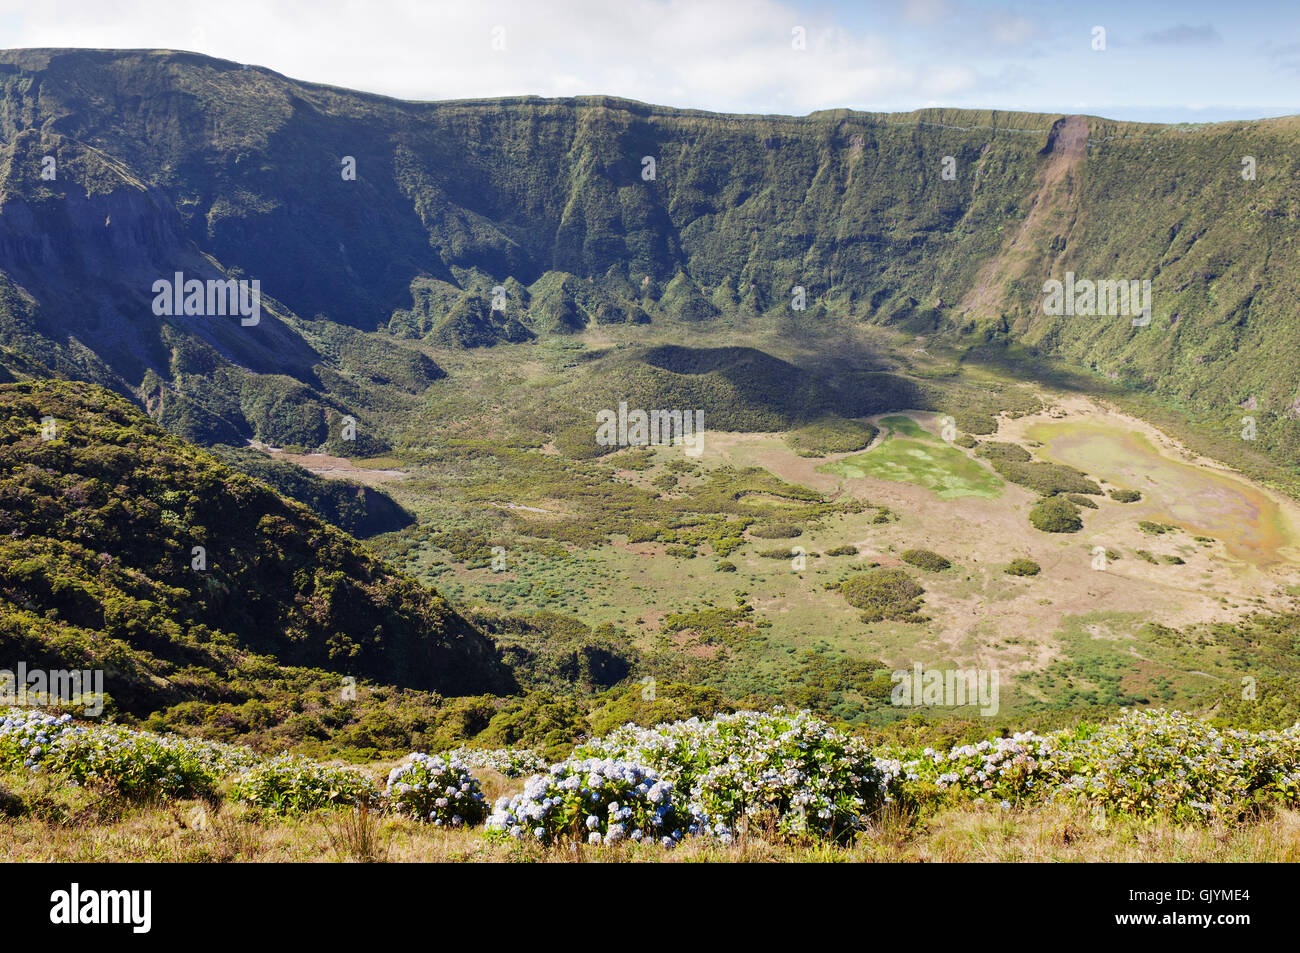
1025, 420, 1293, 566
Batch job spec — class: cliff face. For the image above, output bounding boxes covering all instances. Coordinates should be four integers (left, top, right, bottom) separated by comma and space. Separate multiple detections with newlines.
0, 49, 1298, 453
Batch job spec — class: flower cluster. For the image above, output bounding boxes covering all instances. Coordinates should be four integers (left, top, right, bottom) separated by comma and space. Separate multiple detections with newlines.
229, 755, 377, 814
912, 732, 1060, 804
0, 709, 253, 800
446, 747, 548, 778
383, 753, 486, 825
9, 706, 1300, 830
578, 708, 899, 840
1054, 709, 1300, 821
486, 758, 694, 846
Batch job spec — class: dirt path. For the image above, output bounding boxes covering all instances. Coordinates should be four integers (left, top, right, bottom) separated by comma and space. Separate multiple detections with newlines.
262, 448, 407, 485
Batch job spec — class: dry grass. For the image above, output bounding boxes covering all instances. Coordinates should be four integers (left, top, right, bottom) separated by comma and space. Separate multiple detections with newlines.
4, 796, 1298, 863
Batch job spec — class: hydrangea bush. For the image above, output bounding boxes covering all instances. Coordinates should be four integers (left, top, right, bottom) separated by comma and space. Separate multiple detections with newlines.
0, 709, 251, 800
7, 706, 1300, 833
383, 753, 487, 825
910, 732, 1061, 805
1054, 709, 1300, 821
447, 747, 548, 778
229, 755, 377, 813
577, 709, 901, 840
486, 758, 695, 846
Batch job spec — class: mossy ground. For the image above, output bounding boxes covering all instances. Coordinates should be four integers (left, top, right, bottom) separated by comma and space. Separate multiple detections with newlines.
819, 415, 1004, 500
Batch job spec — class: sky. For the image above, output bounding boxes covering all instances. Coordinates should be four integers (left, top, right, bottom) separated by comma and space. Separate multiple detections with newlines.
0, 0, 1296, 122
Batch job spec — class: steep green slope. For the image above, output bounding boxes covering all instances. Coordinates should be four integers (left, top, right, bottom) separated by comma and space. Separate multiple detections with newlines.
0, 379, 514, 714
0, 49, 1296, 474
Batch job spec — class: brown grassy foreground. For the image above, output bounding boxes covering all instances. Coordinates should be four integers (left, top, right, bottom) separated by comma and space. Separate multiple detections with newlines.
3, 766, 1298, 863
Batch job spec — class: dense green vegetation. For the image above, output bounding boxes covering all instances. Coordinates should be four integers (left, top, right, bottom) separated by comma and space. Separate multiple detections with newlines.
835, 568, 927, 624
750, 522, 803, 539
977, 444, 1102, 496
1029, 496, 1084, 533
900, 549, 952, 572
0, 380, 513, 715
784, 417, 879, 456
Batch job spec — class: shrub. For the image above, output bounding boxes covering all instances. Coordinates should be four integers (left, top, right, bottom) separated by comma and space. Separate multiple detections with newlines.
785, 418, 878, 456
0, 710, 246, 801
626, 524, 659, 543
577, 709, 903, 841
711, 537, 744, 557
446, 748, 548, 778
230, 756, 377, 813
1109, 488, 1142, 503
982, 449, 1102, 494
750, 523, 802, 539
900, 549, 952, 572
915, 732, 1060, 805
1067, 493, 1099, 510
486, 758, 696, 846
1005, 558, 1041, 576
1139, 521, 1176, 535
975, 442, 1031, 463
383, 753, 487, 825
954, 434, 977, 449
1055, 709, 1300, 821
838, 568, 926, 623
715, 560, 738, 572
953, 411, 998, 435
825, 545, 859, 556
1029, 496, 1082, 533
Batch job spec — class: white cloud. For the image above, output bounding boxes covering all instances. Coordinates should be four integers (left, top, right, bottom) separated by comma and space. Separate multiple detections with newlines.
901, 0, 956, 26
986, 12, 1039, 48
3, 0, 1275, 121
0, 0, 985, 113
